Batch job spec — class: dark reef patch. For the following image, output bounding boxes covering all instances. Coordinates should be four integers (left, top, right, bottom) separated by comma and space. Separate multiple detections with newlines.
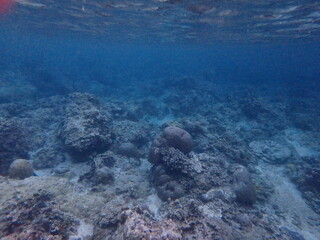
60, 93, 113, 161
0, 119, 29, 176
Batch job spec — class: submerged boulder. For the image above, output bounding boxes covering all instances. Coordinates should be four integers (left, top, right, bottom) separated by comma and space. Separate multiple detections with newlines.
8, 159, 34, 180
163, 126, 193, 154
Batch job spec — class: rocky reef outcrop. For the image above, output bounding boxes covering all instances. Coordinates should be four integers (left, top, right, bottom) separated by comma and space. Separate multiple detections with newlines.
0, 119, 29, 175
60, 93, 113, 161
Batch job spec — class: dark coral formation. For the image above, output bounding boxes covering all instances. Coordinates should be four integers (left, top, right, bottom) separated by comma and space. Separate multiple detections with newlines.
149, 126, 197, 200
60, 93, 113, 161
0, 119, 28, 175
231, 164, 257, 205
152, 164, 185, 200
239, 95, 270, 119
79, 151, 116, 186
149, 126, 193, 165
0, 190, 77, 240
161, 147, 197, 174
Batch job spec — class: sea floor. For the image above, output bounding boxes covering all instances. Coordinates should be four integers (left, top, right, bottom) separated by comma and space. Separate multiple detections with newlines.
0, 73, 320, 240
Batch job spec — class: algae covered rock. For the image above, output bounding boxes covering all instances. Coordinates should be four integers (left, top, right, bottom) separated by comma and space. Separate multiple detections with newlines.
8, 159, 33, 180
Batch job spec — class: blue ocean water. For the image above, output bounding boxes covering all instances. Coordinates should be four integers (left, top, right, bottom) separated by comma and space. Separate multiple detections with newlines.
0, 1, 320, 239
1, 30, 319, 99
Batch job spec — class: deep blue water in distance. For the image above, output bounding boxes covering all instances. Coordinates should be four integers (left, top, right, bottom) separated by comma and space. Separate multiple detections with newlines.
1, 29, 319, 99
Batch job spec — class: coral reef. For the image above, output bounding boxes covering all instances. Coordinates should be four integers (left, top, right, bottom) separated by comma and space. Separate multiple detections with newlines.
250, 140, 293, 164
239, 95, 269, 119
0, 71, 319, 240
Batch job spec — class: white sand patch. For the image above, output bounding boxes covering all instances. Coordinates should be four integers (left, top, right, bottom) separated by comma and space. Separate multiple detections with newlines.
200, 203, 223, 219
145, 193, 163, 220
285, 129, 319, 157
149, 113, 175, 126
69, 220, 94, 240
259, 164, 320, 240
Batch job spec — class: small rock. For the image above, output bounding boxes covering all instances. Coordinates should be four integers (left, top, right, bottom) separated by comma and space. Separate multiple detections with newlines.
53, 166, 70, 175
9, 159, 34, 180
117, 142, 142, 158
201, 189, 226, 202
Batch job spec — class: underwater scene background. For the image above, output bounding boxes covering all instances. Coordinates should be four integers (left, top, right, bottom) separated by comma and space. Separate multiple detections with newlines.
0, 1, 320, 239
